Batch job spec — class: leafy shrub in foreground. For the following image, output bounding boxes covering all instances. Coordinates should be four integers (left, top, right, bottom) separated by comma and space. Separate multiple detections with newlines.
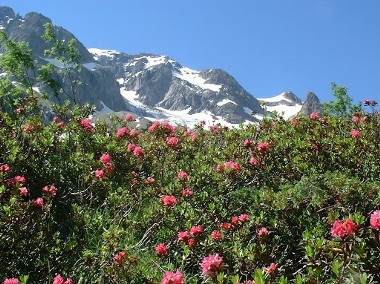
1, 28, 380, 283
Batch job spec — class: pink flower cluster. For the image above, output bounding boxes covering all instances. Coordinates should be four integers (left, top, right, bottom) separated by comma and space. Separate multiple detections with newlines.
7, 175, 26, 186
113, 251, 126, 264
160, 195, 177, 206
43, 184, 57, 196
125, 113, 134, 121
166, 136, 180, 147
309, 112, 319, 120
257, 142, 270, 151
219, 213, 249, 231
116, 127, 129, 138
351, 129, 361, 138
155, 243, 168, 256
127, 143, 145, 157
264, 262, 277, 275
224, 161, 240, 173
331, 218, 357, 238
32, 197, 44, 208
177, 170, 188, 182
161, 270, 184, 284
79, 118, 93, 132
200, 253, 223, 277
52, 274, 72, 284
370, 210, 380, 230
0, 164, 10, 172
3, 278, 18, 284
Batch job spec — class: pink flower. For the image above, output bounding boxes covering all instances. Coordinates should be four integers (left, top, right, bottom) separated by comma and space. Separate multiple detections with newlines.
309, 112, 319, 120
53, 275, 64, 284
145, 177, 155, 185
343, 218, 357, 235
190, 225, 203, 236
0, 164, 10, 172
95, 169, 105, 180
52, 275, 72, 284
331, 220, 345, 238
231, 216, 239, 225
243, 139, 252, 148
352, 115, 361, 123
95, 168, 106, 179
178, 231, 190, 242
220, 222, 232, 231
191, 132, 199, 141
216, 164, 224, 173
249, 157, 259, 166
370, 210, 380, 230
211, 230, 222, 240
258, 227, 269, 237
125, 113, 134, 121
166, 136, 180, 147
200, 253, 223, 277
80, 118, 94, 132
351, 129, 361, 138
127, 143, 136, 153
177, 170, 188, 182
160, 195, 177, 206
113, 251, 126, 264
129, 129, 139, 137
364, 99, 371, 105
331, 218, 357, 238
7, 175, 26, 186
104, 162, 114, 174
148, 121, 161, 133
161, 270, 185, 284
32, 197, 44, 208
238, 213, 249, 223
187, 238, 195, 248
224, 161, 240, 172
155, 243, 168, 256
291, 118, 299, 126
133, 146, 144, 157
264, 262, 277, 275
19, 187, 28, 196
257, 142, 270, 151
99, 153, 112, 164
3, 278, 19, 284
181, 188, 193, 197
42, 185, 57, 196
23, 125, 34, 132
116, 127, 129, 138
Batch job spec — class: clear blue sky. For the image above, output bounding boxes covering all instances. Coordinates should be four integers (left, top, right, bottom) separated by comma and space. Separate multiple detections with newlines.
2, 0, 380, 104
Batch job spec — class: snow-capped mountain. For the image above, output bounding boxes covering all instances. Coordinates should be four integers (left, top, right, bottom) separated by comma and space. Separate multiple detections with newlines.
0, 6, 322, 127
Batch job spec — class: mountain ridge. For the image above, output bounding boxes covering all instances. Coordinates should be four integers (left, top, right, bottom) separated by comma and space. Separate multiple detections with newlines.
0, 6, 323, 127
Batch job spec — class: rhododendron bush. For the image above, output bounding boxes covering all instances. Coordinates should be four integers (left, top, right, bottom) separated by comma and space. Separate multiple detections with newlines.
1, 30, 380, 283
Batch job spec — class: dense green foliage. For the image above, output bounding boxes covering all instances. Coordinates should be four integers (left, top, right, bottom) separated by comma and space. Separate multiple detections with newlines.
1, 29, 380, 284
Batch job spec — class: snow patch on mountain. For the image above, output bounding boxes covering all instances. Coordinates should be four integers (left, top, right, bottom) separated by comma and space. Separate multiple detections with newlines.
88, 48, 120, 60
217, 99, 237, 106
258, 92, 293, 103
120, 88, 144, 107
264, 104, 302, 119
173, 67, 222, 92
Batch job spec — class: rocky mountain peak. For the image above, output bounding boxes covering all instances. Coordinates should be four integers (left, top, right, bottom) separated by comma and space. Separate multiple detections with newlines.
0, 6, 15, 23
299, 92, 323, 116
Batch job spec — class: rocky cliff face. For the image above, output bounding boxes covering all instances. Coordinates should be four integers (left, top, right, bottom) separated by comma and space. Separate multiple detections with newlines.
299, 92, 323, 116
0, 6, 323, 126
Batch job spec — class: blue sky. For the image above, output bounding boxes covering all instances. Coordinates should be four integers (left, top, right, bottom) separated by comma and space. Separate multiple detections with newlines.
2, 0, 380, 104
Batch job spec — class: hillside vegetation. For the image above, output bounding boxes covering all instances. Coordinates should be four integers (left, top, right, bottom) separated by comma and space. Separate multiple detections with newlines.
1, 28, 380, 284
